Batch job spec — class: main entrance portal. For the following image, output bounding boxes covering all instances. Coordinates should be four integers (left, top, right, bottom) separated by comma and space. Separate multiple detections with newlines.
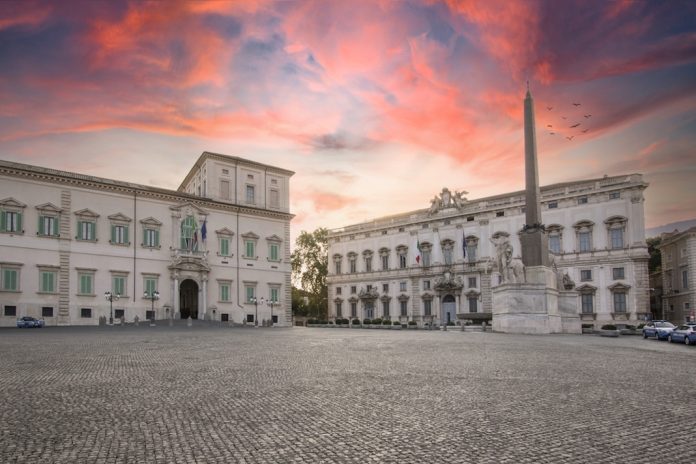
442, 294, 456, 324
180, 279, 199, 319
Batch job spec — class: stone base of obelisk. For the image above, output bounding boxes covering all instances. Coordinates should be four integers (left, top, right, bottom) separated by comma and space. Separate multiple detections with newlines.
492, 266, 564, 334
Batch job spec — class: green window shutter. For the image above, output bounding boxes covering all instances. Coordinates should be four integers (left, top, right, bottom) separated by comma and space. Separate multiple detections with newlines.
16, 213, 22, 232
111, 225, 116, 243
246, 241, 254, 257
89, 222, 95, 240
41, 272, 47, 292
48, 273, 54, 293
0, 211, 5, 231
221, 238, 229, 256
271, 244, 278, 260
53, 216, 59, 236
11, 270, 17, 290
123, 226, 129, 244
77, 221, 84, 240
39, 216, 45, 235
79, 275, 85, 294
154, 230, 160, 247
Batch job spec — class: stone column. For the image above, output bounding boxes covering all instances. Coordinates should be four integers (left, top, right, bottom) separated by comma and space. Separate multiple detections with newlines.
201, 277, 207, 321
174, 275, 180, 319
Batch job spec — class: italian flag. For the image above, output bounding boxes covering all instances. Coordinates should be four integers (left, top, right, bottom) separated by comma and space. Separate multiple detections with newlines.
415, 238, 422, 264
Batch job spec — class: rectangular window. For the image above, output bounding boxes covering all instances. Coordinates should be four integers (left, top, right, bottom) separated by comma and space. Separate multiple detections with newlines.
336, 287, 342, 295
245, 240, 255, 258
382, 255, 389, 270
468, 298, 478, 313
335, 261, 341, 275
683, 270, 688, 289
579, 232, 591, 252
400, 300, 407, 316
39, 215, 58, 236
2, 211, 22, 232
382, 283, 389, 293
114, 309, 125, 319
581, 294, 593, 313
466, 245, 477, 263
81, 307, 92, 318
111, 225, 129, 244
366, 285, 372, 291
423, 300, 432, 316
2, 268, 18, 291
351, 302, 357, 318
580, 270, 592, 281
246, 286, 255, 302
77, 221, 95, 241
612, 268, 625, 280
613, 293, 626, 313
423, 280, 430, 290
220, 180, 230, 200
39, 271, 56, 293
444, 248, 453, 265
245, 185, 255, 204
350, 286, 356, 294
269, 243, 279, 261
112, 276, 126, 297
350, 259, 356, 273
4, 305, 17, 316
270, 189, 279, 208
365, 257, 372, 272
220, 238, 230, 256
496, 211, 504, 217
467, 216, 475, 222
549, 235, 561, 254
399, 281, 407, 292
578, 196, 588, 204
146, 310, 155, 320
78, 273, 93, 295
399, 254, 407, 268
382, 300, 390, 318
220, 283, 230, 302
468, 277, 477, 288
609, 192, 620, 200
335, 302, 342, 318
610, 228, 623, 249
422, 250, 431, 267
42, 307, 53, 317
144, 278, 157, 297
143, 229, 159, 247
548, 201, 558, 209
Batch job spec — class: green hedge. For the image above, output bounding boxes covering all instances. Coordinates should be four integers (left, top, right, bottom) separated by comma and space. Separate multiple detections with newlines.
363, 318, 371, 325
601, 324, 617, 330
408, 321, 417, 326
352, 319, 361, 325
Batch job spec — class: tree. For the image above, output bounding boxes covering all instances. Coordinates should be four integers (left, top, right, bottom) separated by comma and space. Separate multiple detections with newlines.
646, 236, 661, 273
291, 228, 328, 319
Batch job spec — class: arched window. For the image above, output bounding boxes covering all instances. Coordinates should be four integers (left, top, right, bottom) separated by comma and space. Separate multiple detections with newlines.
181, 215, 198, 250
604, 216, 627, 250
441, 239, 455, 265
573, 220, 594, 253
547, 224, 564, 254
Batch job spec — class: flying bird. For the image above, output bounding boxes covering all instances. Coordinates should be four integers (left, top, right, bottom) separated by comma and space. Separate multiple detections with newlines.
584, 114, 592, 118
547, 124, 553, 128
582, 129, 589, 133
570, 123, 581, 128
547, 106, 553, 111
566, 136, 574, 141
561, 116, 567, 120
549, 132, 556, 135
573, 103, 581, 107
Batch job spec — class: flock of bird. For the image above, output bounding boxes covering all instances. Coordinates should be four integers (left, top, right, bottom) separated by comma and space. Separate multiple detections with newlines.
544, 102, 592, 141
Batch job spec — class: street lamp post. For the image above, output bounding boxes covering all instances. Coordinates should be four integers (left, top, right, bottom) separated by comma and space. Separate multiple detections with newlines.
104, 291, 120, 325
267, 298, 278, 326
144, 290, 160, 323
250, 297, 259, 327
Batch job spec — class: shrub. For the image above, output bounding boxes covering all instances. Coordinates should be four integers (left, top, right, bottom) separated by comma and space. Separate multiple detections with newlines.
408, 320, 417, 325
392, 320, 400, 326
601, 324, 617, 330
382, 319, 391, 325
625, 324, 636, 330
372, 318, 383, 325
363, 318, 371, 325
637, 323, 645, 329
581, 324, 593, 329
446, 321, 455, 326
307, 318, 316, 325
352, 319, 361, 325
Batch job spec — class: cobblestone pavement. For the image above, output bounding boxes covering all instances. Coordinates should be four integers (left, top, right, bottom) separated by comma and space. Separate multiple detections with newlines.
1, 326, 694, 463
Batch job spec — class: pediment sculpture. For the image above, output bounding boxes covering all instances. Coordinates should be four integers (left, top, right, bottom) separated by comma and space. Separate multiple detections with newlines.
428, 188, 468, 215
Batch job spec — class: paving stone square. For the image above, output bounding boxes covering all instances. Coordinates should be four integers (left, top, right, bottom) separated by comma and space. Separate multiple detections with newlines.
0, 326, 693, 463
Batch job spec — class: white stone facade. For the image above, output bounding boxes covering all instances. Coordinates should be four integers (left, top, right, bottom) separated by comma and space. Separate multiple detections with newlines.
658, 227, 696, 323
327, 175, 650, 329
0, 152, 294, 326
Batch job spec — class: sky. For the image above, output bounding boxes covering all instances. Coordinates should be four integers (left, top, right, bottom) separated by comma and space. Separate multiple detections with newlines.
1, 0, 695, 244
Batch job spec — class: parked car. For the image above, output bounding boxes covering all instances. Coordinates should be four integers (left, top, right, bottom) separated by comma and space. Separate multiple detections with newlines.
16, 316, 45, 328
668, 324, 696, 345
642, 320, 676, 340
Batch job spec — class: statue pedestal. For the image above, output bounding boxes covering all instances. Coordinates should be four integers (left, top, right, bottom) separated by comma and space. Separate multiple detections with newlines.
492, 266, 564, 334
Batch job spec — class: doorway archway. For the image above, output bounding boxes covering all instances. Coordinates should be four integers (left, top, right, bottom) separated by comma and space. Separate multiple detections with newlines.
180, 279, 199, 319
442, 294, 456, 324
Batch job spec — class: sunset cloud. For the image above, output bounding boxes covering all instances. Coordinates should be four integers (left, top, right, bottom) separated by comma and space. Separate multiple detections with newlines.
0, 0, 694, 240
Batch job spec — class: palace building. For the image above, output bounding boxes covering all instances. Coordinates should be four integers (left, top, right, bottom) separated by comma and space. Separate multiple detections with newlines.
0, 152, 293, 326
326, 175, 650, 329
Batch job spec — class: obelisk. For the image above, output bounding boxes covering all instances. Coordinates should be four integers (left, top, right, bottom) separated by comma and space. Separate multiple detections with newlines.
520, 84, 549, 267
